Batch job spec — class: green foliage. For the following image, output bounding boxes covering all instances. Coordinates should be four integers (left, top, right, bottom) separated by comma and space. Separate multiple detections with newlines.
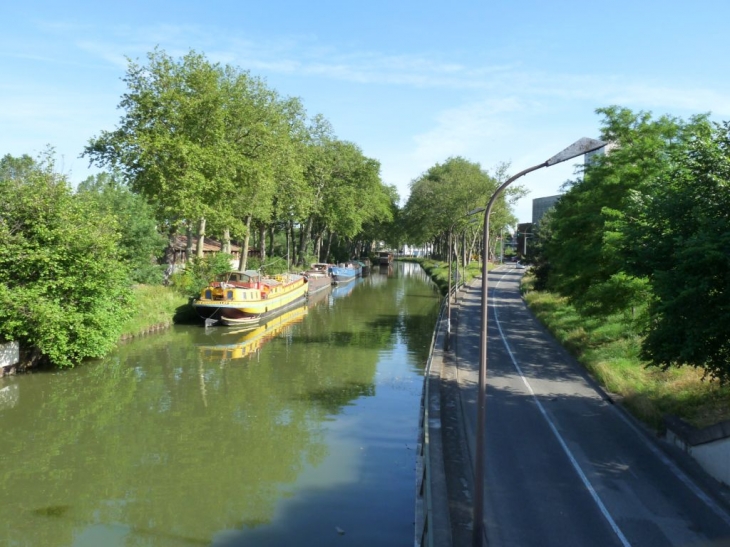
76, 171, 167, 284
545, 106, 703, 315
0, 152, 132, 368
419, 257, 485, 295
84, 49, 231, 233
620, 120, 730, 382
542, 106, 730, 382
259, 256, 290, 275
84, 48, 384, 273
530, 209, 553, 290
169, 253, 234, 299
401, 158, 520, 254
295, 121, 393, 265
119, 284, 189, 337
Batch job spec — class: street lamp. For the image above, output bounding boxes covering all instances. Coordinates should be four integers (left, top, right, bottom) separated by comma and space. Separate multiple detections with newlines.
446, 227, 454, 349
472, 137, 606, 547
518, 229, 534, 258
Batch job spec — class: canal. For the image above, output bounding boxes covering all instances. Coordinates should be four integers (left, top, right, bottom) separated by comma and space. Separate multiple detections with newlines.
0, 261, 440, 547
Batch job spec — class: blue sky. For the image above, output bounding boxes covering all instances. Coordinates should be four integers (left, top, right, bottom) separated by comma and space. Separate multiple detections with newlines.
3, 1, 729, 223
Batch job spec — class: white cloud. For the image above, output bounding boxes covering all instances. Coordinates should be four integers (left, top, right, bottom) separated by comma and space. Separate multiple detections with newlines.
31, 19, 729, 117
9, 17, 730, 217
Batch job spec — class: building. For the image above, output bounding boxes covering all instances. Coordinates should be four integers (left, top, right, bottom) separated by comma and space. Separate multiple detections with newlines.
530, 143, 612, 226
532, 195, 561, 226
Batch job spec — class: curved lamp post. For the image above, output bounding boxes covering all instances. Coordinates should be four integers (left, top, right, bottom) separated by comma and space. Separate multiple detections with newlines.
446, 227, 454, 349
472, 137, 606, 547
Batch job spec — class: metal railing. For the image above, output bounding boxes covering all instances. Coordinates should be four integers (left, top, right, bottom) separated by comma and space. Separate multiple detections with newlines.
415, 284, 457, 547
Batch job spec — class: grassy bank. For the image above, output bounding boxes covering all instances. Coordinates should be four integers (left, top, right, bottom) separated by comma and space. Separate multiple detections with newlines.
521, 274, 730, 430
415, 257, 486, 295
119, 285, 195, 340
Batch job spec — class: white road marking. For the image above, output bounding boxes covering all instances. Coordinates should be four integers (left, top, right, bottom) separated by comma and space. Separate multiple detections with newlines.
492, 268, 632, 547
497, 266, 730, 529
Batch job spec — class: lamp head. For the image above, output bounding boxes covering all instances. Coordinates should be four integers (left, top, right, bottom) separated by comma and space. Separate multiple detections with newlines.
546, 137, 607, 166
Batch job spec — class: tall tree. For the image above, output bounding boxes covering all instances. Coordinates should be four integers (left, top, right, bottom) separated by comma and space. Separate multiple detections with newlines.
545, 106, 707, 316
76, 172, 167, 284
296, 115, 336, 265
618, 119, 730, 381
319, 141, 390, 251
401, 157, 519, 259
84, 49, 230, 264
218, 71, 303, 271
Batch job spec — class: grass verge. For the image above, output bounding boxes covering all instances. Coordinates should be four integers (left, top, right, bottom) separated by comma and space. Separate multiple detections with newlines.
416, 258, 489, 295
521, 274, 730, 430
119, 285, 194, 340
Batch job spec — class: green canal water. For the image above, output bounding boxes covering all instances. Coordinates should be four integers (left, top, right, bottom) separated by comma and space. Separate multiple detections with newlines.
0, 262, 440, 547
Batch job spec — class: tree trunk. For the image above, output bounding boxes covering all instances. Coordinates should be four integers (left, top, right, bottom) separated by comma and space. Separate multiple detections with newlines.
323, 230, 334, 263
259, 223, 267, 263
289, 221, 296, 266
298, 216, 314, 266
237, 215, 252, 271
186, 223, 194, 262
164, 228, 177, 266
223, 228, 231, 254
314, 231, 323, 262
269, 225, 275, 258
196, 217, 206, 259
468, 232, 479, 265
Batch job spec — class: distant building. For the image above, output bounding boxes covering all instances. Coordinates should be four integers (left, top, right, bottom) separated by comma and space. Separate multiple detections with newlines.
584, 141, 616, 165
532, 195, 561, 225
529, 143, 612, 226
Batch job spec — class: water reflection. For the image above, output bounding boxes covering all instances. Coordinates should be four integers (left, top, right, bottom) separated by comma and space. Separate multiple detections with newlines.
329, 277, 362, 301
197, 303, 309, 363
0, 262, 439, 547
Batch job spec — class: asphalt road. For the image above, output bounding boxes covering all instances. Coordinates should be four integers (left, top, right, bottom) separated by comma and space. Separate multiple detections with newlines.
445, 264, 730, 547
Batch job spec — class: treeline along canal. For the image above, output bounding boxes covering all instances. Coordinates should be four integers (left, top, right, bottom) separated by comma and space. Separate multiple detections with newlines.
0, 262, 440, 547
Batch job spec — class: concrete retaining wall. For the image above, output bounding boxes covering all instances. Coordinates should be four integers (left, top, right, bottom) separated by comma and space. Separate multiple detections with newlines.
665, 414, 730, 486
0, 341, 19, 368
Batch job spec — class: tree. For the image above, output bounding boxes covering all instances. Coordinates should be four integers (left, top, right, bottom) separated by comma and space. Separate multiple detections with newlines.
0, 152, 132, 368
530, 209, 555, 291
76, 172, 167, 284
84, 49, 232, 264
318, 140, 391, 260
358, 184, 401, 253
401, 158, 519, 261
218, 70, 304, 271
619, 120, 730, 381
545, 106, 705, 316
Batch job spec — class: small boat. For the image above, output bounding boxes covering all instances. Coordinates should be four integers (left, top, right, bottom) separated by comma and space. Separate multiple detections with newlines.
303, 263, 333, 295
193, 270, 308, 327
377, 251, 393, 265
329, 261, 361, 285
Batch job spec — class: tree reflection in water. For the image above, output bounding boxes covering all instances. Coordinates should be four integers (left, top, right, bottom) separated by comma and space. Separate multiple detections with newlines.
0, 262, 439, 547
